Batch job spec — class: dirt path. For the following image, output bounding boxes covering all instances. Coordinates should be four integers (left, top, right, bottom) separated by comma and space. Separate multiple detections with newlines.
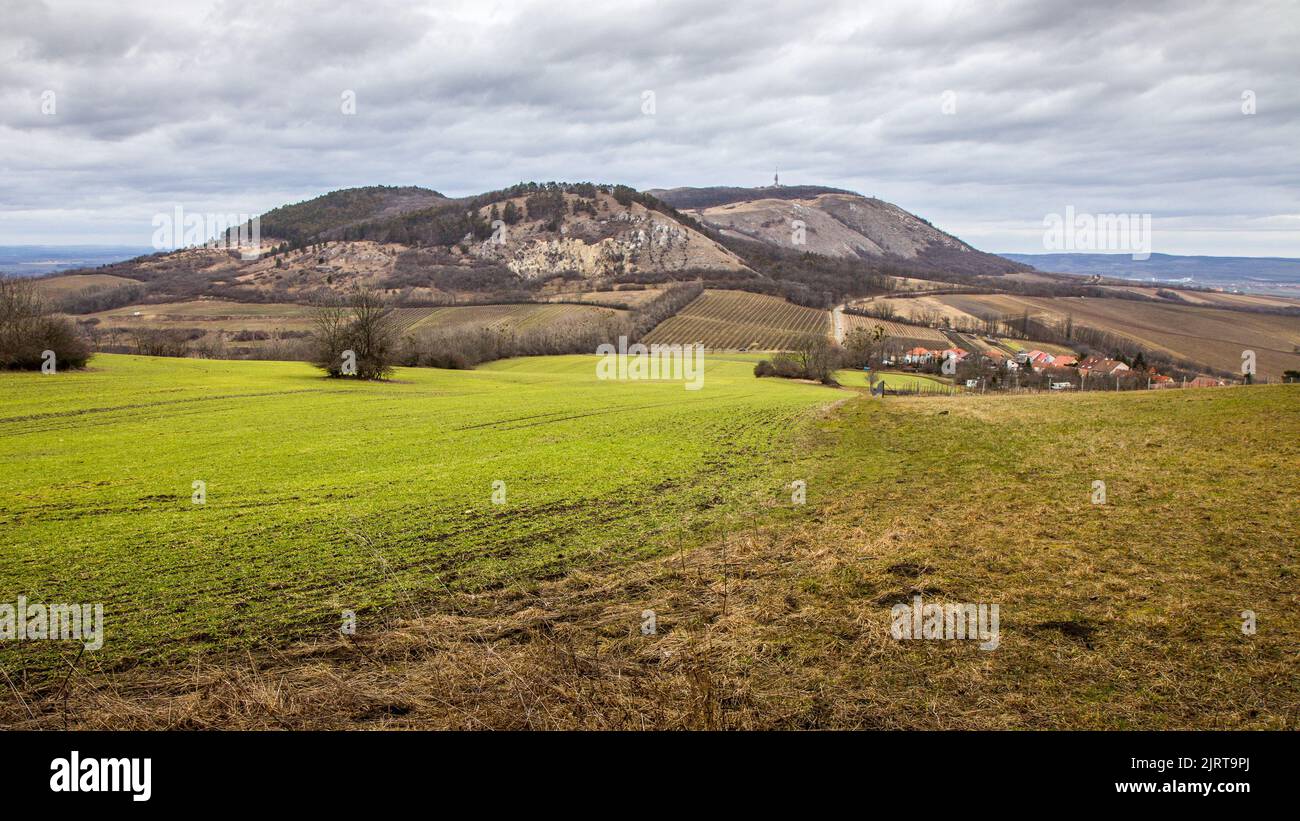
832, 303, 845, 345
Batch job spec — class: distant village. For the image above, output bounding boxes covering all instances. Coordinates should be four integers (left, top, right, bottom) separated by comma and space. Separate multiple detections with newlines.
891, 345, 1232, 392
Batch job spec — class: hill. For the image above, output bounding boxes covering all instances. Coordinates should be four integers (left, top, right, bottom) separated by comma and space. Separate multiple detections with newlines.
254, 185, 447, 246
47, 181, 1030, 311
654, 185, 1028, 278
78, 183, 753, 305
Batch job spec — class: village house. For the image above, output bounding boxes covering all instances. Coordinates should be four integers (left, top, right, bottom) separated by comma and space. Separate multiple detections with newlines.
903, 347, 934, 365
1078, 356, 1131, 378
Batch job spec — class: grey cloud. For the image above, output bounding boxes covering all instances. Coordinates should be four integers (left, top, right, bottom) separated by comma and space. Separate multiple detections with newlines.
0, 0, 1296, 253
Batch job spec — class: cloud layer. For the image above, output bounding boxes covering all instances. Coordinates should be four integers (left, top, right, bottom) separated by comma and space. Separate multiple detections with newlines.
2, 0, 1297, 254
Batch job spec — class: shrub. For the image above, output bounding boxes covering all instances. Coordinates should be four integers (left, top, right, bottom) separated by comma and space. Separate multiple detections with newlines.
310, 287, 399, 379
0, 276, 91, 370
129, 328, 192, 357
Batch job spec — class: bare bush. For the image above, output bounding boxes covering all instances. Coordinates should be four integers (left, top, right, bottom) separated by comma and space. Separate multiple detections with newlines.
0, 276, 90, 370
400, 313, 633, 369
310, 288, 399, 379
754, 334, 841, 384
128, 328, 192, 357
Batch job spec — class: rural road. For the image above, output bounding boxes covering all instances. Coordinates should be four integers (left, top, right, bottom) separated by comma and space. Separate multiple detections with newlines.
833, 303, 846, 344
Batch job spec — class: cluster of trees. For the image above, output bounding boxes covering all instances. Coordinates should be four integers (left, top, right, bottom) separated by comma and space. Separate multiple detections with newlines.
52, 282, 148, 314
754, 325, 886, 385
754, 337, 839, 383
522, 189, 568, 231
310, 289, 400, 380
256, 186, 444, 248
330, 182, 675, 249
687, 235, 896, 308
399, 316, 631, 370
0, 276, 90, 371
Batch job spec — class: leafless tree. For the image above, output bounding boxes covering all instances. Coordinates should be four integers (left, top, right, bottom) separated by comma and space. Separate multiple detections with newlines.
310, 287, 398, 379
0, 275, 90, 370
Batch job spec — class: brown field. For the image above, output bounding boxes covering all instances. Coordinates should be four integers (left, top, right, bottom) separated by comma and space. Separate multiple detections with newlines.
404, 302, 626, 334
540, 287, 669, 308
884, 275, 951, 292
865, 295, 988, 327
902, 293, 1300, 378
1097, 285, 1300, 311
33, 273, 142, 300
80, 300, 625, 348
86, 300, 315, 332
840, 312, 950, 348
643, 289, 830, 350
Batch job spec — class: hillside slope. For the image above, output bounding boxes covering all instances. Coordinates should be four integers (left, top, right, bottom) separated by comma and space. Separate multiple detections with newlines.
653, 185, 1027, 277
255, 185, 447, 245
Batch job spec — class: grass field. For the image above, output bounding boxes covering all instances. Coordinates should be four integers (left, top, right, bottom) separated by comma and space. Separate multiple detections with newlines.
1, 355, 1296, 729
643, 289, 830, 350
833, 369, 954, 391
996, 337, 1077, 357
0, 353, 834, 678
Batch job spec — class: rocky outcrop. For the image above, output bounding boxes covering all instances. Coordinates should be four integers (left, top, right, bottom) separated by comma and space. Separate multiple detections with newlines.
472, 194, 749, 279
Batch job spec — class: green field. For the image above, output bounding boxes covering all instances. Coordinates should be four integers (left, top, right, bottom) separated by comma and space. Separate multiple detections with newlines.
2, 353, 1297, 729
0, 353, 835, 675
834, 369, 954, 391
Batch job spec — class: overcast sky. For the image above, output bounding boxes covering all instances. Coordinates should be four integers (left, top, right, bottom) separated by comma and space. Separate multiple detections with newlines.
2, 0, 1297, 255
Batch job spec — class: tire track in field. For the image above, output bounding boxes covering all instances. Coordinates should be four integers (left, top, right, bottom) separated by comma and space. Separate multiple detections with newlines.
0, 389, 328, 425
454, 394, 741, 432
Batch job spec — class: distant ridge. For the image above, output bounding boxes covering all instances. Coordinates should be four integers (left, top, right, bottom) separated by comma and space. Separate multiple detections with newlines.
1001, 252, 1300, 295
0, 245, 154, 276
